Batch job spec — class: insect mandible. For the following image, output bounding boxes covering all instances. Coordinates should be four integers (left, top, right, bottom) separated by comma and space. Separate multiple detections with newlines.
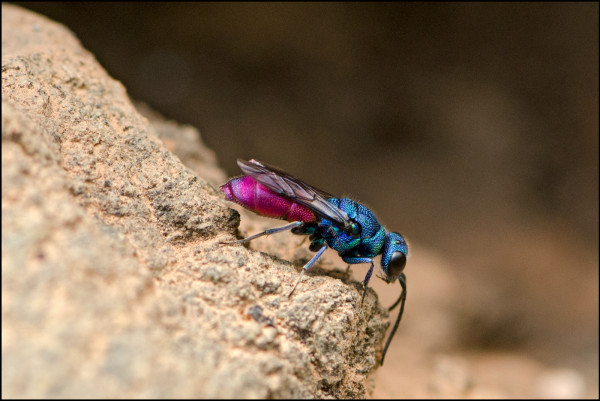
220, 158, 408, 365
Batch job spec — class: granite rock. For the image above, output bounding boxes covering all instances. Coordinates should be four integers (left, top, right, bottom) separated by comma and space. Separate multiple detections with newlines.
1, 4, 388, 398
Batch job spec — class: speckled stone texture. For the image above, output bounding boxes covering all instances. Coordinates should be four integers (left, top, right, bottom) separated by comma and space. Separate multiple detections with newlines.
1, 4, 388, 398
5, 4, 594, 399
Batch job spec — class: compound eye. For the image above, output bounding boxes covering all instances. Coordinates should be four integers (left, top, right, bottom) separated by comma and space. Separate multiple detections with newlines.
388, 252, 406, 278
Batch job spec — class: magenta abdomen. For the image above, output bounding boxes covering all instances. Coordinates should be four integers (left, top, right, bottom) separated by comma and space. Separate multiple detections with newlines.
221, 176, 316, 222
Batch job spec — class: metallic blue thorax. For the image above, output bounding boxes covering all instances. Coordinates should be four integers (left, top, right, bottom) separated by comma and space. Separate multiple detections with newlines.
307, 198, 387, 258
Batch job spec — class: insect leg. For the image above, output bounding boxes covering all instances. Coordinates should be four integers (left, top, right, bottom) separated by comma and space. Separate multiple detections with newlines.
341, 256, 374, 306
220, 221, 303, 245
297, 236, 309, 246
288, 244, 327, 298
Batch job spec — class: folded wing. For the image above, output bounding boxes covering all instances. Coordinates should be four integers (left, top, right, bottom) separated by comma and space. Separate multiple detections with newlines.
237, 159, 353, 231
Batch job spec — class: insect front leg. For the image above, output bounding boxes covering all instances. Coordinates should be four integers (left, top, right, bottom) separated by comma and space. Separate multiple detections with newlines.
341, 256, 375, 306
220, 221, 303, 245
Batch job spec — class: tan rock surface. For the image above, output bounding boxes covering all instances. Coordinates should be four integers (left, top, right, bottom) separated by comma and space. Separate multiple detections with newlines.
3, 4, 594, 399
2, 4, 388, 398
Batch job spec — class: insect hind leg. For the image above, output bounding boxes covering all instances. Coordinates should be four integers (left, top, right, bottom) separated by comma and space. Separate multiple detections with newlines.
220, 221, 303, 245
341, 256, 374, 306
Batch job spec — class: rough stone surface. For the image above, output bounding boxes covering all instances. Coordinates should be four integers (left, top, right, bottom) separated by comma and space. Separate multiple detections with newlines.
4, 4, 595, 399
1, 4, 388, 398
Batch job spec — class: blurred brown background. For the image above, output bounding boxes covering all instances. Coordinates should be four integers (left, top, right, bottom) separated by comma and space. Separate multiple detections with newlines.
16, 2, 598, 395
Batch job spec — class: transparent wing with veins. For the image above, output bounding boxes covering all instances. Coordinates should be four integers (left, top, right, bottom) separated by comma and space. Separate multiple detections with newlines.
237, 159, 353, 231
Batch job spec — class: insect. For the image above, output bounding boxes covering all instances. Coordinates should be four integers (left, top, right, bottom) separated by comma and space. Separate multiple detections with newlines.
220, 158, 408, 365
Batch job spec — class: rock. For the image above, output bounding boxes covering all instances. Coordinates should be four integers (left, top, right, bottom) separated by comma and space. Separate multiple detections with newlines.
1, 4, 388, 398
